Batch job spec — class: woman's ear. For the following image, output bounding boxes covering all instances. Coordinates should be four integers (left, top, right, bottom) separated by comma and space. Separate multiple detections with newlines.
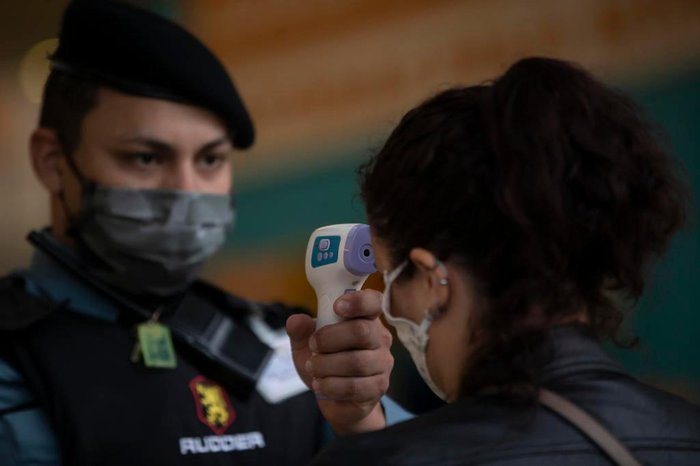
409, 248, 449, 289
30, 127, 64, 194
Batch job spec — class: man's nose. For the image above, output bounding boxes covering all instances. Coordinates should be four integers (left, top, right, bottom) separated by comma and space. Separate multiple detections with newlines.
167, 163, 198, 192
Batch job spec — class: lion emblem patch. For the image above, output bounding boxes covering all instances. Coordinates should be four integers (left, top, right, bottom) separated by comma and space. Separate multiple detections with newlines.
189, 375, 236, 434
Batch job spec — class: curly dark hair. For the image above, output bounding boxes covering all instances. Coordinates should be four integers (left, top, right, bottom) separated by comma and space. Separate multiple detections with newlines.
359, 57, 690, 397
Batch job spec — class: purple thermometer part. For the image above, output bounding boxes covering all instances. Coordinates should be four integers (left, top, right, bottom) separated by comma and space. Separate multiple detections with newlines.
344, 224, 376, 276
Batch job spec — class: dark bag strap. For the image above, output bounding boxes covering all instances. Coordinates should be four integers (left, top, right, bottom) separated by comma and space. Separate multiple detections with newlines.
539, 388, 642, 466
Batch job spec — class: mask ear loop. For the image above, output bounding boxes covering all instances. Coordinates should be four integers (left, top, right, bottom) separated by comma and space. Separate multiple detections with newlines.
55, 145, 95, 238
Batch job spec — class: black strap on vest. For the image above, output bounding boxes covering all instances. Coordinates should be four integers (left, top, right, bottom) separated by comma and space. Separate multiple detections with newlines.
26, 230, 273, 398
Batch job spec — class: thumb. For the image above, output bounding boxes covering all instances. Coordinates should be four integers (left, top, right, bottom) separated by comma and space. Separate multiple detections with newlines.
286, 313, 316, 386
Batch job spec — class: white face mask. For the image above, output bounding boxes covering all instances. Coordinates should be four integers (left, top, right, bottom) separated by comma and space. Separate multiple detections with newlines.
382, 260, 447, 401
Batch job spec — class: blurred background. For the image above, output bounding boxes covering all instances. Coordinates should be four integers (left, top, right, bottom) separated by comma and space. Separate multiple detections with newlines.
1, 0, 698, 411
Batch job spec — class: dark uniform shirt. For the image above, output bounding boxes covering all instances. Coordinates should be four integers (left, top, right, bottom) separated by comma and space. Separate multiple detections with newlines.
0, 245, 411, 465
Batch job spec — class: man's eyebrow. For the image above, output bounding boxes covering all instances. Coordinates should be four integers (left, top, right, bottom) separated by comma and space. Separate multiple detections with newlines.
118, 136, 231, 154
197, 137, 231, 154
120, 137, 174, 153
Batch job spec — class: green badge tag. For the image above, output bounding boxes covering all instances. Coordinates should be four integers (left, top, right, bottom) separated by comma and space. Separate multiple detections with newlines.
137, 321, 177, 369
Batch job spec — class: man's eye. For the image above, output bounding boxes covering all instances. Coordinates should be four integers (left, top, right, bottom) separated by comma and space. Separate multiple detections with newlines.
199, 153, 226, 167
131, 153, 160, 165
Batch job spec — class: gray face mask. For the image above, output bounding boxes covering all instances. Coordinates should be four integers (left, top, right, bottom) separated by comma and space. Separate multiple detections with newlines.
74, 184, 235, 296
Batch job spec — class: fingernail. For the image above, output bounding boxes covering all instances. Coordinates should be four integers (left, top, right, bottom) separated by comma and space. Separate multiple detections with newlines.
309, 336, 318, 353
336, 299, 350, 315
305, 360, 313, 375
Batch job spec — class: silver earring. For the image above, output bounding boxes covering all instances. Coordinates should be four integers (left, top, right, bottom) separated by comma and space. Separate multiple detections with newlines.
434, 260, 449, 286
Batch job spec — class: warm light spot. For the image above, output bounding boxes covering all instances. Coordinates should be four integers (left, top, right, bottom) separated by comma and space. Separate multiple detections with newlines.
18, 38, 58, 104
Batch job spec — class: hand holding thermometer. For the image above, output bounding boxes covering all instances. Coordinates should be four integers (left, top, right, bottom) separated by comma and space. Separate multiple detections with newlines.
305, 224, 376, 328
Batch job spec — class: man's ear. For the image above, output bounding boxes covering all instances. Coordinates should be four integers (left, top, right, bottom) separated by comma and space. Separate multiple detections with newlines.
30, 127, 65, 194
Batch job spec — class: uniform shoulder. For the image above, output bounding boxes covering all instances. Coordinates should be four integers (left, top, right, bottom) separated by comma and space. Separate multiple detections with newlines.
0, 355, 33, 409
0, 275, 58, 332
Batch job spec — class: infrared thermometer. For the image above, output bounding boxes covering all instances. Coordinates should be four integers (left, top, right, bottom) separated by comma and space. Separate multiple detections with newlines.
305, 224, 376, 328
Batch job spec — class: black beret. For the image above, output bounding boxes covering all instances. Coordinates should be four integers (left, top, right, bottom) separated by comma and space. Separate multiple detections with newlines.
51, 0, 254, 149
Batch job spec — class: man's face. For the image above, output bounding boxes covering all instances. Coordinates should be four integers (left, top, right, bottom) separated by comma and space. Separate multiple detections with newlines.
64, 87, 233, 198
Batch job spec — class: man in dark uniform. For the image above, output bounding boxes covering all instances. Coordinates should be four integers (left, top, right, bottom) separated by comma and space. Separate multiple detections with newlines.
0, 1, 403, 464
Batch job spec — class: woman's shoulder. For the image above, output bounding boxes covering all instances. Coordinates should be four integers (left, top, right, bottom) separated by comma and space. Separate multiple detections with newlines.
310, 399, 528, 466
311, 384, 700, 466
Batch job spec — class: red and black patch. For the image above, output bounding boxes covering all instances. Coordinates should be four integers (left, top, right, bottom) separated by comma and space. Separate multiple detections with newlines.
189, 375, 236, 435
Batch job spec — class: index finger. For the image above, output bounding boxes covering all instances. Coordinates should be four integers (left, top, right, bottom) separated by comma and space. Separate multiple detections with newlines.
334, 289, 383, 320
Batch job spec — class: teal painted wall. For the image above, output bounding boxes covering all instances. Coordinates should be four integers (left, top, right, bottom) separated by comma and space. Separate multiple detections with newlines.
227, 155, 368, 255
608, 70, 700, 398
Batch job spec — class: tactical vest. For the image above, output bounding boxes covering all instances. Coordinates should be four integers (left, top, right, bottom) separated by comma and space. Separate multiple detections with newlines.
0, 278, 325, 466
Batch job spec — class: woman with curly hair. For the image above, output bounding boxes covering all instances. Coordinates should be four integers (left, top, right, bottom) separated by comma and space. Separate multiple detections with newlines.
311, 57, 699, 465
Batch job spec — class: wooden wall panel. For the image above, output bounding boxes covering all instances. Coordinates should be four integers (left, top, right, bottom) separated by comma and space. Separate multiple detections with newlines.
185, 0, 700, 184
